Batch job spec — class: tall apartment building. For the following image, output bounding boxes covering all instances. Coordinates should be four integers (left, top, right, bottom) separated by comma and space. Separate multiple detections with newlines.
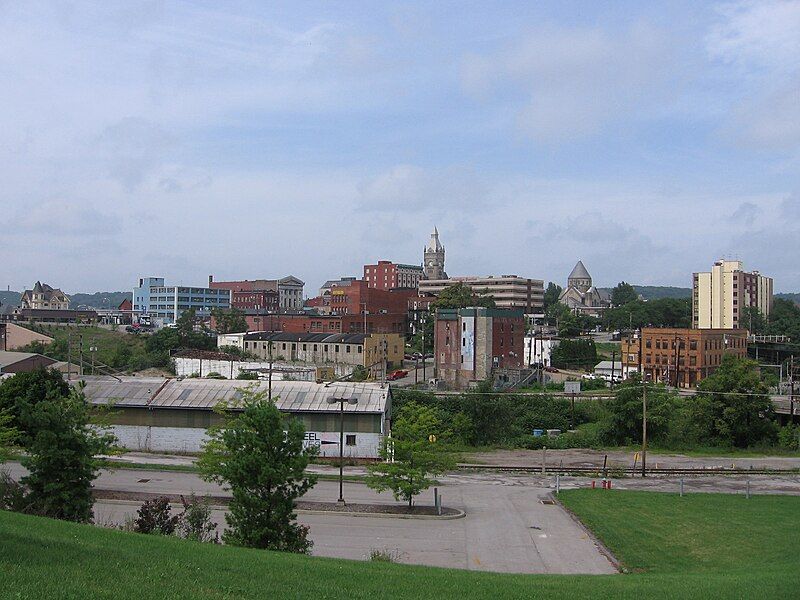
419, 275, 544, 313
209, 275, 305, 312
133, 277, 231, 324
364, 261, 424, 290
692, 260, 773, 329
434, 307, 524, 389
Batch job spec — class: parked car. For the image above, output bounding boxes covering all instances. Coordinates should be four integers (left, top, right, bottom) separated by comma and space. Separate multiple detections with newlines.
544, 366, 559, 373
387, 369, 409, 381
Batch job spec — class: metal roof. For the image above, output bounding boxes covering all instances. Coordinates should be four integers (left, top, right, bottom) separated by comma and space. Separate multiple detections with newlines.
0, 351, 57, 368
77, 376, 390, 414
568, 261, 591, 280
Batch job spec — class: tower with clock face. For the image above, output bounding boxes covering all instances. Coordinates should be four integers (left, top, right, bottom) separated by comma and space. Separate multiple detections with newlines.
423, 226, 447, 280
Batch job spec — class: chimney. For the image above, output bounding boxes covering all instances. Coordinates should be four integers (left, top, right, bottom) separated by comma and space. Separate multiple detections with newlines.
208, 275, 213, 287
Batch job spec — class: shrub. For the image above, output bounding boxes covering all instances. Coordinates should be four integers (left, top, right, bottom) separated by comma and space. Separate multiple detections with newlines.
177, 494, 218, 543
0, 470, 27, 512
778, 424, 800, 451
134, 497, 179, 535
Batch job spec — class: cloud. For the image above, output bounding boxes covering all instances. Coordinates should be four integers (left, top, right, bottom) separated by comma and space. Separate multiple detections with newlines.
781, 192, 800, 219
728, 201, 762, 223
708, 1, 800, 150
9, 201, 121, 237
356, 165, 490, 212
460, 22, 676, 142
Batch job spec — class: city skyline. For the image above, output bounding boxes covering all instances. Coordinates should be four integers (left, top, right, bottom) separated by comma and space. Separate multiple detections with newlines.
2, 1, 799, 293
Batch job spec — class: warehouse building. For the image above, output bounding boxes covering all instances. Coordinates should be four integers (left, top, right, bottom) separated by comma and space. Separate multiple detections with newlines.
79, 377, 391, 458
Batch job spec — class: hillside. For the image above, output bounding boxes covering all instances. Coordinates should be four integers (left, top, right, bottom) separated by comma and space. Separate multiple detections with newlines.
0, 290, 21, 306
68, 291, 132, 309
598, 286, 692, 300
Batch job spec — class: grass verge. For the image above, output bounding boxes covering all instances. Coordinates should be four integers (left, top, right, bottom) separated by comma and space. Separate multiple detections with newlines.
1, 490, 799, 598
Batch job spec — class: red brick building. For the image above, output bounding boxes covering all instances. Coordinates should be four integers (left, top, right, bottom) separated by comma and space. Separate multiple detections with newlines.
240, 312, 406, 335
325, 279, 416, 316
434, 307, 524, 389
363, 261, 424, 290
231, 289, 279, 312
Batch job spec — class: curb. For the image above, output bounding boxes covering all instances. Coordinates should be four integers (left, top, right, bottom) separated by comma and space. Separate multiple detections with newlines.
548, 491, 624, 573
94, 494, 466, 520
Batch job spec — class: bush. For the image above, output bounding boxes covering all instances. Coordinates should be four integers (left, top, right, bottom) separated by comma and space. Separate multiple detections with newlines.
135, 497, 179, 535
236, 371, 259, 380
0, 471, 27, 512
778, 425, 800, 451
177, 494, 218, 543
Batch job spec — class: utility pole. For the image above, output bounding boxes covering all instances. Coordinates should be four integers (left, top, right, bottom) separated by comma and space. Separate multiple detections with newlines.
610, 350, 616, 389
421, 313, 427, 384
268, 340, 273, 401
674, 335, 682, 389
67, 331, 72, 381
791, 355, 795, 418
641, 380, 648, 477
79, 334, 84, 377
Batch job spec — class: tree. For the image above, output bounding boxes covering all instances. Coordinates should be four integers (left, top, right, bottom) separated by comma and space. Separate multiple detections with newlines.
366, 401, 454, 509
765, 298, 800, 341
0, 368, 70, 435
198, 388, 316, 553
543, 282, 563, 311
211, 308, 248, 334
20, 386, 116, 522
611, 282, 638, 307
432, 282, 496, 310
551, 339, 598, 371
739, 305, 767, 335
175, 308, 198, 338
689, 355, 776, 448
599, 375, 679, 445
0, 410, 16, 463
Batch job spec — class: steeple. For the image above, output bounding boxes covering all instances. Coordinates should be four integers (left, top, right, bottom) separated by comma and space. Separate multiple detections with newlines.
423, 227, 447, 280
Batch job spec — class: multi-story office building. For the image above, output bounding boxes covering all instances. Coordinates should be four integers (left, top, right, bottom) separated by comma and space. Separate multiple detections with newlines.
133, 277, 231, 325
419, 275, 544, 313
364, 261, 424, 290
692, 260, 773, 329
434, 307, 524, 389
639, 327, 747, 388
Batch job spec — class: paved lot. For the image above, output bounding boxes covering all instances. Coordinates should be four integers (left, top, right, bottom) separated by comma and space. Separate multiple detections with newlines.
3, 463, 615, 575
465, 448, 800, 470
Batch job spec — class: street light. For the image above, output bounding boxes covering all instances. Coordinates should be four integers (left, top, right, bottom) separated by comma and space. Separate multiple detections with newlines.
326, 395, 359, 503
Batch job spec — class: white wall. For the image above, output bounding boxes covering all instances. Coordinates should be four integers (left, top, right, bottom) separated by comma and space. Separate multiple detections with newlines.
524, 337, 558, 367
109, 425, 383, 458
173, 357, 354, 380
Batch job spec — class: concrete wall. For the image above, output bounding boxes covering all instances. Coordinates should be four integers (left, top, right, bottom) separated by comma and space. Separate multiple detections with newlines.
173, 356, 354, 380
109, 424, 383, 458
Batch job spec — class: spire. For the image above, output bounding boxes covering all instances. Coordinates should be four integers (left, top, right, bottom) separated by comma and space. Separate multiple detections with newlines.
427, 227, 443, 252
568, 261, 591, 281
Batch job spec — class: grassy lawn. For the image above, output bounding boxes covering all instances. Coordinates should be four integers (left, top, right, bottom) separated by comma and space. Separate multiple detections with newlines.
1, 490, 798, 598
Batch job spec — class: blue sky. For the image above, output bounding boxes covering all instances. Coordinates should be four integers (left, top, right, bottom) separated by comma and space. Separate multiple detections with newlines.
1, 1, 799, 294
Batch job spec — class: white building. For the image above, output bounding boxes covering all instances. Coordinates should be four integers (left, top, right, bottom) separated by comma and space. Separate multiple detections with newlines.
524, 336, 559, 367
592, 360, 637, 382
692, 259, 773, 329
79, 377, 392, 458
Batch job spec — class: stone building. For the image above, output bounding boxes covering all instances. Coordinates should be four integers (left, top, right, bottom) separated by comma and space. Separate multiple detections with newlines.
423, 227, 447, 280
558, 261, 610, 317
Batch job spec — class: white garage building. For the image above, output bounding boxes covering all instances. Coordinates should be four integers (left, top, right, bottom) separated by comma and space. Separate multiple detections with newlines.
80, 377, 391, 459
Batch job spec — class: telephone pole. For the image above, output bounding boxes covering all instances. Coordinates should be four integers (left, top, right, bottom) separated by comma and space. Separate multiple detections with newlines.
641, 380, 648, 477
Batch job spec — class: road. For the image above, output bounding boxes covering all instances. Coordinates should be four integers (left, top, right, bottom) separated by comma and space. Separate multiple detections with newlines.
3, 462, 615, 575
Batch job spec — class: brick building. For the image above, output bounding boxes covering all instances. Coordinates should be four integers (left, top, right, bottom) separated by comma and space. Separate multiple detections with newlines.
434, 307, 524, 389
209, 275, 304, 312
237, 312, 407, 335
231, 289, 279, 312
639, 327, 748, 388
364, 261, 424, 290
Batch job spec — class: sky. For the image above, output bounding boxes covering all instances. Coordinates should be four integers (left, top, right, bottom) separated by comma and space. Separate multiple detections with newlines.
1, 1, 799, 295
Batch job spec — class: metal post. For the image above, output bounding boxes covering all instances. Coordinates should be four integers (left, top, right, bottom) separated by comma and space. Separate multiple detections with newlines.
338, 400, 345, 503
541, 446, 547, 475
268, 340, 273, 401
746, 479, 750, 500
79, 334, 84, 376
67, 331, 72, 381
556, 473, 560, 494
641, 382, 648, 477
421, 314, 426, 384
680, 478, 684, 497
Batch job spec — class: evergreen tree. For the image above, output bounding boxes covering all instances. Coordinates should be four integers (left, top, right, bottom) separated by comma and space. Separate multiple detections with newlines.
543, 282, 563, 310
20, 386, 116, 522
198, 388, 317, 553
611, 282, 638, 306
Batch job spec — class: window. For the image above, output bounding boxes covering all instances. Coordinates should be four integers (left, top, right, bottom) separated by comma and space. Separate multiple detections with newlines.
346, 345, 351, 353
345, 435, 356, 446
690, 340, 697, 350
302, 344, 307, 351
645, 339, 652, 348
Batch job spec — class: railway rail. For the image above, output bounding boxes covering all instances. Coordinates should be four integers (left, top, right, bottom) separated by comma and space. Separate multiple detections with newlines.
456, 463, 800, 476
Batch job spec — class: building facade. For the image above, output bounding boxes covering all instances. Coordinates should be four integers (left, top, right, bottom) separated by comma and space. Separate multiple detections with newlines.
423, 227, 447, 280
133, 277, 231, 325
209, 275, 305, 312
20, 282, 70, 310
419, 275, 544, 312
558, 261, 611, 317
640, 327, 747, 388
232, 289, 279, 312
364, 261, 424, 290
693, 260, 773, 329
235, 311, 407, 335
434, 307, 524, 389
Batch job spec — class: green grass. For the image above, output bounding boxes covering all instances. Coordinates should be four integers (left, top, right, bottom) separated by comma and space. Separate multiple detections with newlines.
1, 490, 799, 598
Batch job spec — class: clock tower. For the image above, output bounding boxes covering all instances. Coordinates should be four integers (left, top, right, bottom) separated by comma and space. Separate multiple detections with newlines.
423, 226, 447, 280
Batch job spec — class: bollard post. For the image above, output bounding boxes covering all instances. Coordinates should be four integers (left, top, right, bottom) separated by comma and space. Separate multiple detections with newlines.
608, 480, 612, 490
746, 480, 751, 500
541, 446, 547, 475
680, 478, 684, 497
556, 474, 560, 494
437, 493, 442, 515
434, 487, 439, 510
591, 480, 596, 489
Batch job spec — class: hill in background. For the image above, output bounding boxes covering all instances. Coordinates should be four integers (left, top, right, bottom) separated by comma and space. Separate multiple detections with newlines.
0, 290, 131, 309
597, 285, 692, 300
0, 291, 21, 307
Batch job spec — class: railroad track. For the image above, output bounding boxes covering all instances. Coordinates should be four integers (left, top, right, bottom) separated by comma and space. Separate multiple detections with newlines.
456, 463, 800, 476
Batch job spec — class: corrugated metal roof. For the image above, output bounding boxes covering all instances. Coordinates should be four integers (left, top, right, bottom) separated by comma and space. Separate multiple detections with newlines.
77, 376, 390, 414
